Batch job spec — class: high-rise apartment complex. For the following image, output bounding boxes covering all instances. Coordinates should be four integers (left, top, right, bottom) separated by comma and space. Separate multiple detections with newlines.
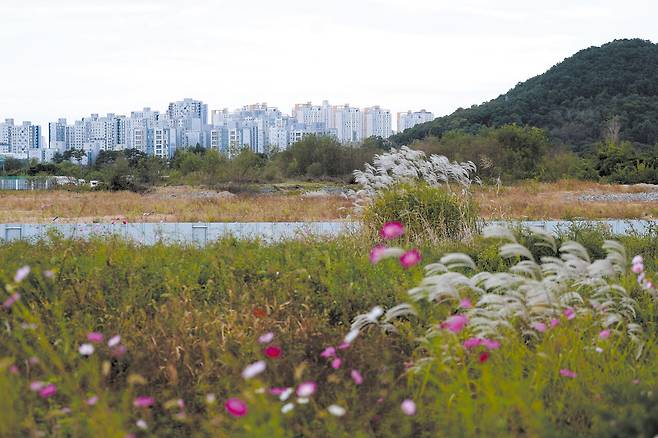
2, 98, 409, 162
0, 119, 42, 155
397, 110, 434, 132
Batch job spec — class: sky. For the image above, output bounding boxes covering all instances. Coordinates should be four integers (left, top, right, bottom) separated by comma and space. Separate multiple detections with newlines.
1, 0, 657, 130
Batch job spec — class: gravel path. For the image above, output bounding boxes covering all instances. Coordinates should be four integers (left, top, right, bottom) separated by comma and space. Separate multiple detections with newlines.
578, 191, 658, 202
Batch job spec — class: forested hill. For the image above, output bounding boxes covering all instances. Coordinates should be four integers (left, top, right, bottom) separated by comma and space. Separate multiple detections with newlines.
392, 39, 658, 149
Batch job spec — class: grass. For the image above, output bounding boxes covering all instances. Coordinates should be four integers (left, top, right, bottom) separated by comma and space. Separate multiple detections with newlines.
0, 227, 656, 437
0, 186, 354, 223
0, 180, 656, 223
476, 179, 658, 220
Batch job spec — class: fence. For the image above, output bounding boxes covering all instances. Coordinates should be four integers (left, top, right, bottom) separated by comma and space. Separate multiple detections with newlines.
0, 220, 656, 246
0, 177, 56, 190
0, 222, 361, 245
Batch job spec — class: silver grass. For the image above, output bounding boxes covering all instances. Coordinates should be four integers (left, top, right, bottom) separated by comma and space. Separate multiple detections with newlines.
482, 226, 517, 242
405, 227, 646, 353
500, 243, 535, 261
439, 253, 477, 270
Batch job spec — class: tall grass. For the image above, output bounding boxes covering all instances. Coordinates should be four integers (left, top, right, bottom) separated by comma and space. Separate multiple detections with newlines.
0, 230, 656, 436
361, 183, 479, 243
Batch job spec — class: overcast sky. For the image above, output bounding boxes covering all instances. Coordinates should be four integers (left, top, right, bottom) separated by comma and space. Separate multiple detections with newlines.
1, 0, 657, 130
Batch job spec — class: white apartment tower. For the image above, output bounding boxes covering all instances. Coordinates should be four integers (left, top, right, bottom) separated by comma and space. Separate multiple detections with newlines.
397, 110, 434, 132
153, 127, 169, 158
363, 106, 392, 139
167, 98, 208, 125
333, 104, 362, 143
292, 101, 334, 128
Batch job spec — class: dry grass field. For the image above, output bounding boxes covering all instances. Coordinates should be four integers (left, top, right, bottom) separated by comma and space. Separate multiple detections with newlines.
475, 180, 658, 220
0, 186, 354, 223
0, 180, 656, 223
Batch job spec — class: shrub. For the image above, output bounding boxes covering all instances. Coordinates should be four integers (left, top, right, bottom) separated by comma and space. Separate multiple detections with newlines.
361, 182, 479, 242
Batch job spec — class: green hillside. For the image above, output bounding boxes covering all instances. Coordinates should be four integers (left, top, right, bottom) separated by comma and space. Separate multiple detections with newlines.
393, 39, 658, 150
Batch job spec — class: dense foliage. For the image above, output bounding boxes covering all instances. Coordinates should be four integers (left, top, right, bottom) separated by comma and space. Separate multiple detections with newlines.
409, 124, 658, 183
1, 136, 386, 191
393, 39, 658, 150
0, 224, 656, 436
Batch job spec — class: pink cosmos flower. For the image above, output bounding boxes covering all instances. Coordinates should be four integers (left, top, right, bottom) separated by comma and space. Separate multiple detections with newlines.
86, 395, 99, 406
479, 352, 490, 363
647, 280, 654, 289
111, 345, 127, 358
351, 369, 363, 385
9, 365, 19, 374
258, 332, 274, 344
631, 263, 644, 274
225, 398, 248, 417
270, 387, 287, 396
3, 293, 21, 309
599, 329, 610, 339
14, 266, 31, 283
331, 358, 342, 369
550, 318, 559, 328
481, 338, 500, 350
632, 255, 643, 265
369, 245, 387, 264
559, 369, 577, 378
380, 222, 404, 240
459, 298, 472, 309
463, 337, 482, 349
296, 381, 317, 397
531, 322, 547, 333
38, 384, 57, 398
632, 379, 640, 385
401, 399, 416, 416
30, 381, 45, 392
320, 346, 336, 358
400, 249, 422, 269
563, 307, 575, 320
133, 396, 155, 408
87, 332, 104, 343
242, 361, 266, 380
440, 314, 469, 333
264, 346, 282, 358
44, 270, 54, 279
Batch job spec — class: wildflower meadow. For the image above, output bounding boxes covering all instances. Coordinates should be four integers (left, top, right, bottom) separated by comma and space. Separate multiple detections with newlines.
1, 149, 657, 437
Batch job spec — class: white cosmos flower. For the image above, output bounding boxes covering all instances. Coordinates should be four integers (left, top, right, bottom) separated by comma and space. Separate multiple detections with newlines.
78, 343, 94, 356
281, 403, 295, 414
328, 404, 346, 417
108, 335, 121, 347
241, 360, 266, 380
279, 387, 294, 401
